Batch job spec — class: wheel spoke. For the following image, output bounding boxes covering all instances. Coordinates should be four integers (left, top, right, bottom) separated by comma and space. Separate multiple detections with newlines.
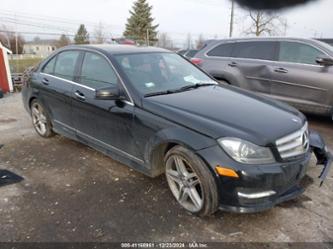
188, 187, 202, 209
174, 156, 188, 176
189, 178, 200, 187
178, 185, 188, 203
39, 123, 46, 134
33, 119, 39, 125
32, 107, 40, 116
39, 114, 47, 124
166, 169, 182, 185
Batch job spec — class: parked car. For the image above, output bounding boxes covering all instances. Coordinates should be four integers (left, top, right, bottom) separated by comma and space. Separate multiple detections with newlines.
177, 49, 199, 59
22, 45, 332, 216
192, 38, 333, 117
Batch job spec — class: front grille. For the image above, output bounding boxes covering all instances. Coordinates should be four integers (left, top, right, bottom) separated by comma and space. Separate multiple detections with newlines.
276, 123, 309, 160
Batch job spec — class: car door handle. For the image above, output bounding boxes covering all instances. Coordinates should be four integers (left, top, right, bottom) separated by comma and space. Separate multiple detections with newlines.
228, 62, 238, 67
274, 68, 288, 73
41, 78, 49, 85
74, 90, 86, 101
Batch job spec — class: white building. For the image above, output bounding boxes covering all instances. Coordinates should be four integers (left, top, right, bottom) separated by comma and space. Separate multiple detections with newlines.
23, 40, 57, 57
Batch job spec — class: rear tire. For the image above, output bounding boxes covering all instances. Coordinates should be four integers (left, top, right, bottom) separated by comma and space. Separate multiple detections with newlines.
164, 145, 219, 216
30, 99, 54, 138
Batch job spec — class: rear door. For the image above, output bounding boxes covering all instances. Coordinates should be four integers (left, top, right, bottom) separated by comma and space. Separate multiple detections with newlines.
228, 41, 278, 95
270, 41, 333, 114
71, 51, 142, 162
39, 50, 81, 136
200, 42, 234, 82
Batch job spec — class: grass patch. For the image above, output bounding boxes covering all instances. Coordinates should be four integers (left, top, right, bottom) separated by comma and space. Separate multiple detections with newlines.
9, 57, 43, 73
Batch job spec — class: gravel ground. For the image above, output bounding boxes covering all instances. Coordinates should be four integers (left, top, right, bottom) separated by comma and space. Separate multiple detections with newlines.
0, 93, 332, 242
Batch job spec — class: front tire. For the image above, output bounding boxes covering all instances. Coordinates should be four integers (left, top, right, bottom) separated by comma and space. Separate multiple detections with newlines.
30, 99, 54, 138
164, 146, 219, 216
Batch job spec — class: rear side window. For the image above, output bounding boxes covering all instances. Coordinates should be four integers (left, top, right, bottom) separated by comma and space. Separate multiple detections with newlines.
79, 52, 118, 89
232, 41, 276, 61
279, 41, 325, 65
42, 56, 57, 74
54, 51, 80, 81
207, 43, 234, 57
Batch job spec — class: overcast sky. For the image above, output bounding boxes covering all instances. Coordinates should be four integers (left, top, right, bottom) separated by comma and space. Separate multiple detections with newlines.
1, 0, 332, 47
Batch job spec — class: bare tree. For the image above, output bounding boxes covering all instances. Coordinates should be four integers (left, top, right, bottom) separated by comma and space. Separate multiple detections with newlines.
0, 25, 25, 53
196, 34, 205, 49
185, 33, 193, 49
0, 25, 12, 49
93, 22, 106, 44
157, 32, 173, 49
243, 10, 286, 36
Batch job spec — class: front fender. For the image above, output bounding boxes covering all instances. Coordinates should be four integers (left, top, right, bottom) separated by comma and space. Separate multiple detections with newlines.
144, 126, 216, 176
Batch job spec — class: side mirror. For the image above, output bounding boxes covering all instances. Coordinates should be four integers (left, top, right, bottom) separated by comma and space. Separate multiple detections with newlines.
95, 86, 123, 100
316, 56, 333, 66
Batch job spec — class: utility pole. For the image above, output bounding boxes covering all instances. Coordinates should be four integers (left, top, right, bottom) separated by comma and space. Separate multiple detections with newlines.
229, 0, 235, 38
15, 13, 19, 72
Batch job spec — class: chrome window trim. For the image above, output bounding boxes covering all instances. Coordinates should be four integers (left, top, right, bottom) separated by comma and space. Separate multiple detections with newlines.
54, 119, 143, 163
204, 39, 330, 67
40, 73, 95, 91
41, 47, 135, 105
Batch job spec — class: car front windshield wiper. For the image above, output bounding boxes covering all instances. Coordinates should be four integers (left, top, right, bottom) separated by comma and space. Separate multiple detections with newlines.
144, 89, 180, 97
144, 82, 217, 98
179, 82, 217, 91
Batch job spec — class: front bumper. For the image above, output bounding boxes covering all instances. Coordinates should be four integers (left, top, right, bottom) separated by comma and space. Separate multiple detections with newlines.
197, 130, 332, 213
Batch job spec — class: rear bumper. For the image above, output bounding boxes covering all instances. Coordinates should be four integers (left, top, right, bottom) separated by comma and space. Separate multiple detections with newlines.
197, 131, 331, 213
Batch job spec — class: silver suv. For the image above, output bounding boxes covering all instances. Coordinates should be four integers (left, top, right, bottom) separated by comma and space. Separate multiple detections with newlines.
193, 38, 333, 117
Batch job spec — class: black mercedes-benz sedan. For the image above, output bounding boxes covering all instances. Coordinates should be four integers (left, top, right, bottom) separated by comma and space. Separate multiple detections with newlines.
22, 45, 332, 216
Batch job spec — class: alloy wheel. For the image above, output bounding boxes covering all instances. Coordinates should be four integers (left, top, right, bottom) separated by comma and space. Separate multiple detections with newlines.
31, 103, 48, 136
165, 155, 203, 212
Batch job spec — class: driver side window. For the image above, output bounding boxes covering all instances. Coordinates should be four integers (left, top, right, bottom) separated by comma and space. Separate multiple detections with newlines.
79, 52, 118, 89
279, 42, 325, 65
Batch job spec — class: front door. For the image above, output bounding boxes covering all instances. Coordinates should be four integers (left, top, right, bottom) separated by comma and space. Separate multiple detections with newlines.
71, 51, 142, 163
270, 41, 333, 114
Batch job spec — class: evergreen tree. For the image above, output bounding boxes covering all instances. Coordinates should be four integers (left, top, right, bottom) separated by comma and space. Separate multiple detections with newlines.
123, 0, 159, 45
74, 24, 90, 44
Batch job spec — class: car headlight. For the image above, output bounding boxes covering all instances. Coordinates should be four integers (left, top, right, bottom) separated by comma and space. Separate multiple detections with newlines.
218, 137, 275, 164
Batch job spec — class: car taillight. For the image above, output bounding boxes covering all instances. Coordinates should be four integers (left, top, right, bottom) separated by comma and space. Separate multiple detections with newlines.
190, 58, 203, 66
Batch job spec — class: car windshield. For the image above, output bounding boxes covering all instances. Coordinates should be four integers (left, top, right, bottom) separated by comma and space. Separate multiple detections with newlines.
114, 52, 216, 96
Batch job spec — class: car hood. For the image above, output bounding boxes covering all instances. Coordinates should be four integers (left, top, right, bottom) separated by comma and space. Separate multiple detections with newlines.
142, 85, 306, 146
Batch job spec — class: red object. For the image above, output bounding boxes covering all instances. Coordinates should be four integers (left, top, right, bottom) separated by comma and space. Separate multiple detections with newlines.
190, 57, 203, 66
0, 48, 10, 93
113, 38, 136, 45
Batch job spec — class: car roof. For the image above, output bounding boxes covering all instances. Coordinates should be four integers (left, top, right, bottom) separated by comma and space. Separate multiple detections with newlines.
204, 37, 328, 44
199, 37, 333, 55
64, 44, 170, 55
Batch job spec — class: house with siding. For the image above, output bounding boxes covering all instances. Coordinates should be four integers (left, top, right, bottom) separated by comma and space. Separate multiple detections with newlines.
23, 39, 57, 57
